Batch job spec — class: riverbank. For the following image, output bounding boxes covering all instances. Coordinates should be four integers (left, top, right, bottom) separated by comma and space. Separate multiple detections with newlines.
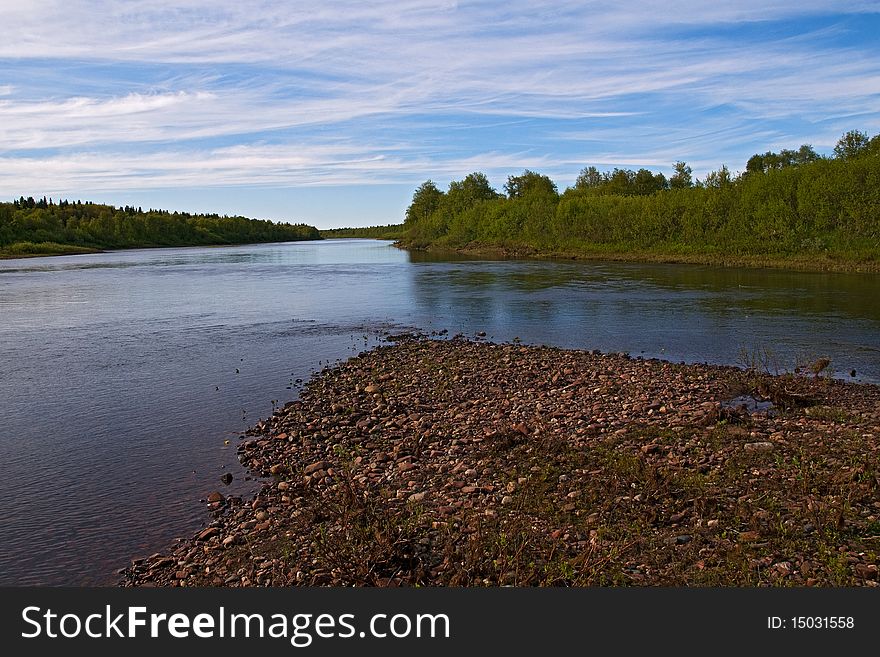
0, 241, 102, 258
120, 337, 880, 587
398, 241, 880, 273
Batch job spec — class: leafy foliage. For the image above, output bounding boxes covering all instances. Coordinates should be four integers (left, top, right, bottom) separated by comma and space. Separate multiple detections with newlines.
0, 198, 320, 255
401, 131, 880, 265
320, 224, 405, 239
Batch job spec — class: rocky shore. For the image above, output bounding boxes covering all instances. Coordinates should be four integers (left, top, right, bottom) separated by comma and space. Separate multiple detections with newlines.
120, 337, 880, 587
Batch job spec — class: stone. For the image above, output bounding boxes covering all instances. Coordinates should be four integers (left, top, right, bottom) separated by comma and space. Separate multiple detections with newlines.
206, 491, 225, 503
220, 473, 233, 485
501, 495, 513, 505
196, 527, 220, 541
744, 442, 774, 452
407, 492, 427, 503
304, 461, 330, 475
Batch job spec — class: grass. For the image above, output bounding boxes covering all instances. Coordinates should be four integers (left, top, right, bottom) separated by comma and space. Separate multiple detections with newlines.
400, 239, 880, 273
0, 241, 101, 258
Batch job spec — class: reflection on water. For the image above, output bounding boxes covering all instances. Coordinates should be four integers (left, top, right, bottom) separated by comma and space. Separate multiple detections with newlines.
0, 239, 878, 585
406, 252, 880, 378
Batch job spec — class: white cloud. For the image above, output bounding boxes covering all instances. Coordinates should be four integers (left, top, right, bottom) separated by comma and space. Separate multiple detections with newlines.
0, 1, 878, 200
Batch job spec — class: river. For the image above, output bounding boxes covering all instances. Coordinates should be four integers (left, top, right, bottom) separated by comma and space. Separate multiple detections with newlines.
1, 239, 878, 585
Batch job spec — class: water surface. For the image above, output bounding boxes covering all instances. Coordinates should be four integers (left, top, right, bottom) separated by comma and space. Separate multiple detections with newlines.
1, 239, 877, 584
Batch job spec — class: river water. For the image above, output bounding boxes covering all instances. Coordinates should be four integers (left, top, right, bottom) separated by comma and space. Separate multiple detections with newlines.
1, 239, 878, 585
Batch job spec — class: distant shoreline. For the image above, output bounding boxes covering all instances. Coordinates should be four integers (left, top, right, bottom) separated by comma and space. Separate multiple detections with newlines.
396, 241, 880, 274
0, 238, 324, 260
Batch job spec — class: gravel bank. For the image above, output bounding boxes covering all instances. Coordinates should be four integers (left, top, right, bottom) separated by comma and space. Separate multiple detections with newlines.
120, 337, 880, 587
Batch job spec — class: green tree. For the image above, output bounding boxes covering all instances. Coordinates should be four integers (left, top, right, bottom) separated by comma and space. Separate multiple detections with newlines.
834, 130, 869, 159
504, 170, 558, 199
574, 165, 604, 190
405, 180, 445, 226
670, 161, 693, 189
633, 168, 667, 195
703, 165, 733, 189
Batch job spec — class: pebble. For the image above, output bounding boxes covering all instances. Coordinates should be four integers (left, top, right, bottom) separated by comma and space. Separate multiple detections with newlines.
304, 460, 330, 475
119, 338, 880, 589
744, 442, 774, 452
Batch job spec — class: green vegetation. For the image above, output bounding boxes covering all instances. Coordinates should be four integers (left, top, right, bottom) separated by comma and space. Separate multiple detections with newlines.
0, 198, 321, 258
320, 223, 405, 239
400, 130, 880, 271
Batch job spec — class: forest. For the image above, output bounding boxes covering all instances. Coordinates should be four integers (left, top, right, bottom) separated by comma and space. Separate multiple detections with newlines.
0, 199, 320, 257
320, 224, 405, 239
400, 130, 880, 270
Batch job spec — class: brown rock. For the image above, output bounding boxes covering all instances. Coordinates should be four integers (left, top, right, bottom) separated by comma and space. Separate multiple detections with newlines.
744, 442, 774, 452
512, 422, 530, 436
196, 527, 220, 541
304, 461, 330, 475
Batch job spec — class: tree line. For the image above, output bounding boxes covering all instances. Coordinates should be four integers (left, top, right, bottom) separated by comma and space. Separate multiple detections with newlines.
320, 224, 405, 239
0, 198, 321, 256
400, 130, 880, 267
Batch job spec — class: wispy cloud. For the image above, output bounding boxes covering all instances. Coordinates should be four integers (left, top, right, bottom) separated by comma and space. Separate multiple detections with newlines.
0, 1, 878, 223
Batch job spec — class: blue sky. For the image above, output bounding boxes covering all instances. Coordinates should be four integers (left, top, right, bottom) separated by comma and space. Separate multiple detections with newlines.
1, 1, 878, 229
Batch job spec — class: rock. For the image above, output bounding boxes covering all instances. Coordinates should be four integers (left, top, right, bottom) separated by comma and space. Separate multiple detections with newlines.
196, 527, 220, 541
744, 442, 774, 452
501, 495, 513, 505
220, 473, 233, 485
304, 461, 330, 475
206, 492, 225, 503
738, 531, 761, 542
855, 564, 878, 580
512, 422, 530, 436
277, 481, 290, 491
407, 492, 426, 503
771, 562, 793, 577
